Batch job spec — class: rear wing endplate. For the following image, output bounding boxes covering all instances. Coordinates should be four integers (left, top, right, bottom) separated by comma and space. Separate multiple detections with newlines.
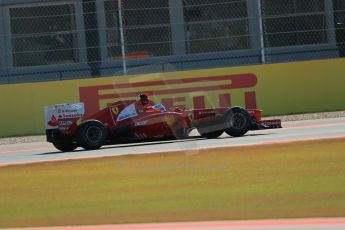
44, 103, 85, 130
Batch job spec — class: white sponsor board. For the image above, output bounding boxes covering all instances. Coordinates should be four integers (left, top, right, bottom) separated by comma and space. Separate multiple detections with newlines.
44, 103, 85, 129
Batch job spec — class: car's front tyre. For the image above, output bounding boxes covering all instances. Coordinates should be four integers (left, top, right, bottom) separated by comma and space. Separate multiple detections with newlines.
224, 107, 251, 137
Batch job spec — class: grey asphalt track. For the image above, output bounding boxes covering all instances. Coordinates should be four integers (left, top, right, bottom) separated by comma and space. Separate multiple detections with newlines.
1, 117, 345, 166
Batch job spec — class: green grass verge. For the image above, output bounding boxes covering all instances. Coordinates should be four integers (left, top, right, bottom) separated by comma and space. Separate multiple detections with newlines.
1, 138, 345, 228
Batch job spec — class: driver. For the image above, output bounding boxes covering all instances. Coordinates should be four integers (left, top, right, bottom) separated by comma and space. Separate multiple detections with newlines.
136, 93, 155, 113
138, 93, 154, 105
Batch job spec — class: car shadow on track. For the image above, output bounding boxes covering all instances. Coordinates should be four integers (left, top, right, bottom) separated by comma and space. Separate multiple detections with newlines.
219, 133, 276, 139
36, 137, 205, 155
36, 133, 275, 155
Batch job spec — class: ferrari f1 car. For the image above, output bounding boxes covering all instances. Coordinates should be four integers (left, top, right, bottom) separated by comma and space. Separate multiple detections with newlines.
45, 100, 282, 152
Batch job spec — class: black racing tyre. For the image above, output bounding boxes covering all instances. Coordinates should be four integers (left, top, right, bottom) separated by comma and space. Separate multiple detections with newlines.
76, 121, 107, 150
52, 140, 77, 152
224, 107, 251, 137
198, 129, 224, 139
173, 128, 191, 140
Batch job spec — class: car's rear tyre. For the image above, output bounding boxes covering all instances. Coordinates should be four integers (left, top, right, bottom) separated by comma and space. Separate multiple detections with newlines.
76, 121, 107, 150
224, 107, 251, 137
52, 140, 77, 152
198, 129, 224, 139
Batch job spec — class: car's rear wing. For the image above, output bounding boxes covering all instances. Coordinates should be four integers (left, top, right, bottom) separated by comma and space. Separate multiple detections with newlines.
44, 103, 85, 130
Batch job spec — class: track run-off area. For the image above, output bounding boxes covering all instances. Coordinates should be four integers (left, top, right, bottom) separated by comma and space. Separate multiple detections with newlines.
1, 218, 345, 230
1, 117, 345, 167
1, 117, 345, 230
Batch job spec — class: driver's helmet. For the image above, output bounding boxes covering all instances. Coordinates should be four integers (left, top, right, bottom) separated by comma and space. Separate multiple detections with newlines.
139, 93, 149, 104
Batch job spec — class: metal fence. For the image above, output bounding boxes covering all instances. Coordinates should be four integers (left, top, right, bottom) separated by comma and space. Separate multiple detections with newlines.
0, 0, 344, 83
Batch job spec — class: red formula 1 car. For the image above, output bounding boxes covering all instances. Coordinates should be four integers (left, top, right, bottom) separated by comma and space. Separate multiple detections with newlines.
45, 99, 282, 152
